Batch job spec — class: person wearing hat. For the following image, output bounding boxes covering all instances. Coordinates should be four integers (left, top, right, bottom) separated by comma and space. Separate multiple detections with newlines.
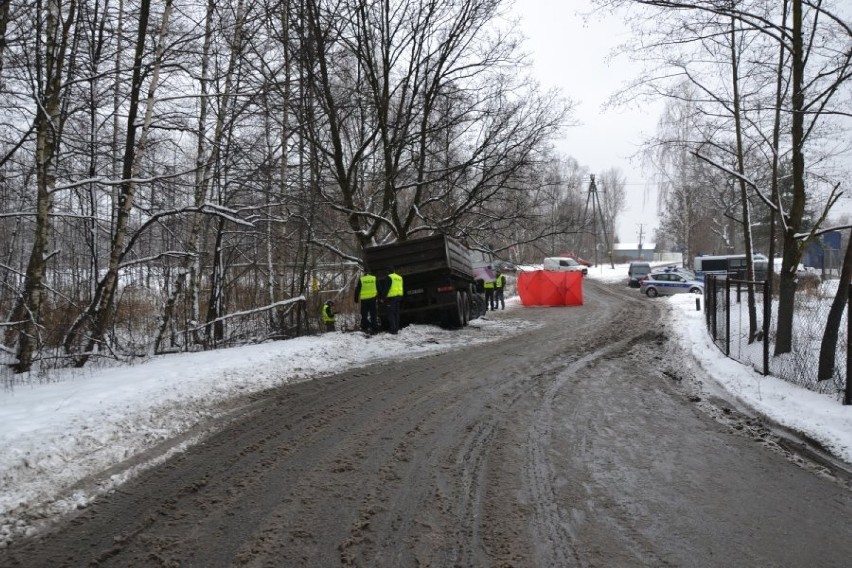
321, 300, 336, 332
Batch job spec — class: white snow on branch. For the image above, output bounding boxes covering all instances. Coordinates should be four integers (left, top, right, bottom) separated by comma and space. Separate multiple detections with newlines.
185, 297, 305, 333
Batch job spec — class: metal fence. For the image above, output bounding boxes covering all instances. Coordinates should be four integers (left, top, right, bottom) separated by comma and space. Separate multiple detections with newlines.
705, 275, 851, 405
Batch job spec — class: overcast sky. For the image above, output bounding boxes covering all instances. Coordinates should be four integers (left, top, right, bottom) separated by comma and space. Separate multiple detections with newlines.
512, 0, 664, 244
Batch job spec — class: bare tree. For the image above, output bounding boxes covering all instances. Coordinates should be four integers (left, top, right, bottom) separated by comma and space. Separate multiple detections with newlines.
300, 0, 569, 253
5, 0, 78, 372
602, 0, 851, 354
0, 0, 10, 82
63, 0, 173, 366
0, 0, 577, 373
649, 91, 731, 260
726, 12, 759, 341
499, 154, 585, 261
818, 229, 852, 382
596, 167, 626, 262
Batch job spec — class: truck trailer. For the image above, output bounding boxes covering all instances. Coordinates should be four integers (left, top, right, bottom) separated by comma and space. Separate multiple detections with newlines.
362, 234, 486, 328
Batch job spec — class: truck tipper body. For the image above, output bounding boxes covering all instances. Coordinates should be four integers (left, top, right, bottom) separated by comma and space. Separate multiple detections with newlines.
362, 234, 486, 328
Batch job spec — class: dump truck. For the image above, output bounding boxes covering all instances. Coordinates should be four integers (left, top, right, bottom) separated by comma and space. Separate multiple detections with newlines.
362, 234, 487, 328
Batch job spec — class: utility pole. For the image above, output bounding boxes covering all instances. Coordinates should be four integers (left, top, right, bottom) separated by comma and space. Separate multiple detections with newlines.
577, 175, 614, 268
637, 223, 645, 260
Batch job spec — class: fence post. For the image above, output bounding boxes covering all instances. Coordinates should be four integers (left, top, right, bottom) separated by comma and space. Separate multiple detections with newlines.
846, 283, 851, 405
710, 276, 718, 341
725, 277, 731, 357
763, 278, 770, 376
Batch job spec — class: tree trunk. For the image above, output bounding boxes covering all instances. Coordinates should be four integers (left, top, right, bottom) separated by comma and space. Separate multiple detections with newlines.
727, 15, 758, 343
63, 0, 173, 366
196, 0, 245, 347
8, 0, 77, 372
205, 220, 226, 343
154, 270, 186, 354
156, 0, 216, 350
0, 0, 11, 81
774, 0, 807, 355
817, 232, 852, 381
766, 0, 790, 322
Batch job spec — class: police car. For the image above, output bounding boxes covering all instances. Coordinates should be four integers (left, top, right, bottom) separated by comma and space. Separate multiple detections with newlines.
639, 271, 704, 297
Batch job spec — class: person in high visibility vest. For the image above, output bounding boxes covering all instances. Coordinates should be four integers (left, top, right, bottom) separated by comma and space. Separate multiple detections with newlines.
494, 270, 506, 310
483, 266, 496, 310
355, 271, 379, 334
380, 268, 404, 335
321, 300, 336, 332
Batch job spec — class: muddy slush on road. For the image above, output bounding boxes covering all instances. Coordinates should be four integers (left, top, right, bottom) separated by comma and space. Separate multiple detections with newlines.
2, 279, 851, 567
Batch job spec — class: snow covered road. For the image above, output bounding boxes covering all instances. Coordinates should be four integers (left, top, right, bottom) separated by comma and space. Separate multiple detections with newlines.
2, 279, 851, 566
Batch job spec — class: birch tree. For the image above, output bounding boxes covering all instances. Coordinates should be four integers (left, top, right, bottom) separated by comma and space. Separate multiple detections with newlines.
5, 0, 78, 372
650, 92, 729, 259
63, 0, 173, 366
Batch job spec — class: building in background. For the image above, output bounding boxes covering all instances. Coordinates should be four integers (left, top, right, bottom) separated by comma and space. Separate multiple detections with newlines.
802, 231, 842, 277
613, 242, 684, 266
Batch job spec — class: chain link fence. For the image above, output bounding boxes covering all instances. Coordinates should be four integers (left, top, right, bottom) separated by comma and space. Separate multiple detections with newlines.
705, 275, 850, 404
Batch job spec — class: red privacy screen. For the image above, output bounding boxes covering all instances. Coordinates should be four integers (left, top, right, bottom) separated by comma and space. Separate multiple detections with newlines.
517, 270, 584, 306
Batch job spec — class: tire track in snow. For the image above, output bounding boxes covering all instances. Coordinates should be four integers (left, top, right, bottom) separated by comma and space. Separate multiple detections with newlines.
523, 335, 640, 567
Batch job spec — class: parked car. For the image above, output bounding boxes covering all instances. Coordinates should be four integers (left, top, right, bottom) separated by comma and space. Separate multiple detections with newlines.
560, 252, 593, 267
628, 261, 652, 288
492, 259, 519, 272
650, 266, 697, 280
640, 272, 705, 297
771, 258, 821, 286
543, 257, 588, 275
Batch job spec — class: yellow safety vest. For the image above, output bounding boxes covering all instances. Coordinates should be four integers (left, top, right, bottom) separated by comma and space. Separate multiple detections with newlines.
484, 280, 495, 289
359, 274, 378, 300
496, 274, 505, 288
387, 273, 404, 298
321, 303, 335, 323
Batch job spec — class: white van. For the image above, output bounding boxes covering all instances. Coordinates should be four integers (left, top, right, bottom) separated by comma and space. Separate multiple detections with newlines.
543, 257, 588, 275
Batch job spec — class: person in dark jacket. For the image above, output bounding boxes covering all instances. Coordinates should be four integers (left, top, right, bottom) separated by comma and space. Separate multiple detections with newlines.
379, 268, 404, 334
495, 270, 506, 310
321, 300, 336, 332
484, 266, 496, 310
355, 271, 378, 334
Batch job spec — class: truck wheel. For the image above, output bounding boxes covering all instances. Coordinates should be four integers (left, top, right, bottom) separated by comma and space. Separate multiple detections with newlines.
471, 293, 485, 319
446, 291, 465, 328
